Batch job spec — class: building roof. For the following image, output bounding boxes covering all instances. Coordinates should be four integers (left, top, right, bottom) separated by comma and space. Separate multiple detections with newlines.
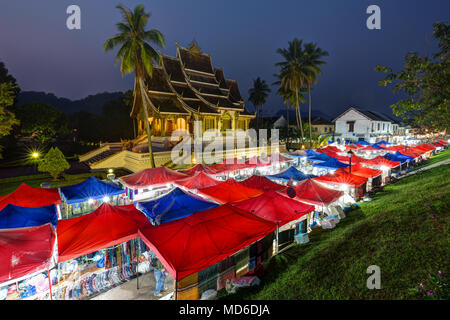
333, 107, 395, 123
143, 43, 251, 117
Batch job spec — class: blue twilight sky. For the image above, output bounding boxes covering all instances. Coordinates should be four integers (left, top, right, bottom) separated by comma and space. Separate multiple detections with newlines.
0, 0, 448, 118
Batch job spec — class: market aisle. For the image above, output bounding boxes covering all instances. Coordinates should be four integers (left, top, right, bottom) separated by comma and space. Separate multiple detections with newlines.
91, 271, 174, 300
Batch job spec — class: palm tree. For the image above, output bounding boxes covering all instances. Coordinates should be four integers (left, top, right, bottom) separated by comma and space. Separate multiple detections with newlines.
104, 4, 165, 168
302, 42, 329, 147
275, 38, 308, 145
273, 75, 306, 149
248, 77, 271, 131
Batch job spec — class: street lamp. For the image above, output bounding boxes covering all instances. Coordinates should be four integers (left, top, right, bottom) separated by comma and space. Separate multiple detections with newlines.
347, 149, 354, 173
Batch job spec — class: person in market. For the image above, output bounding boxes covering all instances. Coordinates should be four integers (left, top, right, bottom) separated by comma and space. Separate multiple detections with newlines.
152, 255, 166, 297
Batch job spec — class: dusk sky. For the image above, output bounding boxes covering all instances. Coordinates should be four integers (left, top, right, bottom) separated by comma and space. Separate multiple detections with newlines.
1, 0, 449, 118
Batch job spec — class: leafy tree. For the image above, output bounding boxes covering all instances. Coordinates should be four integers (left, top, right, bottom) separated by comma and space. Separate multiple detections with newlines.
375, 22, 450, 133
104, 3, 165, 168
14, 102, 68, 144
38, 147, 70, 180
0, 81, 20, 158
0, 62, 20, 104
248, 77, 271, 131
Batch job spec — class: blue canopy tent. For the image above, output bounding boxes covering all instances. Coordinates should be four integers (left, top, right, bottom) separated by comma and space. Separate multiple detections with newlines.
312, 158, 350, 170
305, 149, 321, 157
307, 152, 334, 163
355, 140, 370, 146
374, 140, 391, 146
384, 152, 413, 163
371, 144, 386, 149
135, 187, 218, 225
60, 176, 125, 204
0, 204, 58, 229
268, 166, 316, 182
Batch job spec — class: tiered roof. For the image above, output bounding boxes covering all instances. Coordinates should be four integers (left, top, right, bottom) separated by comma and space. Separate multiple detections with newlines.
143, 42, 254, 117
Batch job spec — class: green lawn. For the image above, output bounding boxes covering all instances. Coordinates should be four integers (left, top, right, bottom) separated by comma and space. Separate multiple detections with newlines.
221, 162, 450, 300
0, 172, 106, 195
415, 148, 450, 169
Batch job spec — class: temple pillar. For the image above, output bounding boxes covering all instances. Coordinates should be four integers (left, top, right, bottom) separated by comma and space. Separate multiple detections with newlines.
161, 116, 166, 137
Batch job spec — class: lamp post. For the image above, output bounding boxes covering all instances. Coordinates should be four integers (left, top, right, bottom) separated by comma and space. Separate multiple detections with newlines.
31, 152, 40, 173
347, 150, 354, 173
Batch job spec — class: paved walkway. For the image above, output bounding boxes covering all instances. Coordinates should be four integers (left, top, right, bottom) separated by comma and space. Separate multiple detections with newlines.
397, 158, 450, 179
91, 271, 175, 300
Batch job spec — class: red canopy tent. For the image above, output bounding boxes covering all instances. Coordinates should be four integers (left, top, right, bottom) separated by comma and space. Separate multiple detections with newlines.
239, 175, 286, 193
197, 179, 264, 204
324, 152, 367, 165
359, 145, 385, 152
318, 146, 341, 153
343, 164, 382, 178
313, 168, 368, 188
360, 156, 401, 168
399, 150, 422, 159
0, 223, 56, 283
384, 145, 407, 152
138, 204, 276, 281
438, 140, 448, 145
413, 144, 435, 152
0, 183, 61, 211
345, 145, 360, 150
287, 178, 344, 206
208, 158, 255, 174
57, 204, 150, 262
431, 142, 444, 148
119, 167, 188, 189
245, 156, 272, 167
174, 172, 222, 190
231, 190, 314, 227
179, 164, 218, 176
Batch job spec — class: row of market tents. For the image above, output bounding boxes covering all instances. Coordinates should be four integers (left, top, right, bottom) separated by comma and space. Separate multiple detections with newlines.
0, 139, 447, 298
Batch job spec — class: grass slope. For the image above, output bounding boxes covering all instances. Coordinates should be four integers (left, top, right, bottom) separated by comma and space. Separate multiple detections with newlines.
222, 163, 450, 300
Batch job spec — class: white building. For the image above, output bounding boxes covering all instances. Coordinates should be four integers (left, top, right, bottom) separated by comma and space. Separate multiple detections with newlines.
333, 107, 394, 143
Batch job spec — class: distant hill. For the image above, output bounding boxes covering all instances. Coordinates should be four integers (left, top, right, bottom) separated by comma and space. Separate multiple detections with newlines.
17, 91, 125, 114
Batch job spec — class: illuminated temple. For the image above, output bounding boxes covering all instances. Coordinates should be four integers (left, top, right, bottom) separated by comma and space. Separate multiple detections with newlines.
136, 42, 255, 137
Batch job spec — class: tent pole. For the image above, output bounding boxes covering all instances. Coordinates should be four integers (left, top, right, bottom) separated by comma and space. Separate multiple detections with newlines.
276, 224, 279, 255
48, 269, 53, 300
174, 273, 178, 301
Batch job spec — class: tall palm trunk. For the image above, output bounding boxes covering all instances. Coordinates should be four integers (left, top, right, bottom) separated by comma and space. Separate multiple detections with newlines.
136, 76, 156, 168
286, 102, 290, 149
308, 83, 313, 148
295, 89, 304, 145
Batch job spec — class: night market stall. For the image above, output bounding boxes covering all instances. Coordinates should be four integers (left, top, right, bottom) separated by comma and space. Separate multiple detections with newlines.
238, 175, 286, 193
231, 190, 314, 252
268, 166, 316, 185
343, 164, 383, 191
137, 204, 277, 300
55, 204, 151, 300
0, 223, 57, 300
0, 204, 58, 229
135, 187, 219, 225
197, 179, 264, 204
59, 176, 127, 219
0, 183, 62, 218
119, 167, 188, 201
313, 168, 368, 201
174, 172, 222, 191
